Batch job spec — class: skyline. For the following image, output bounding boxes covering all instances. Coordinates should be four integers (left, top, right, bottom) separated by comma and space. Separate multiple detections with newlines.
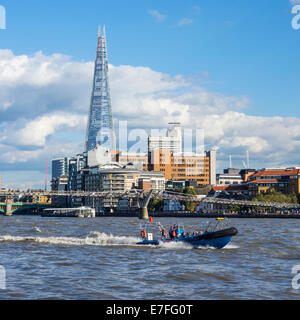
1, 0, 300, 189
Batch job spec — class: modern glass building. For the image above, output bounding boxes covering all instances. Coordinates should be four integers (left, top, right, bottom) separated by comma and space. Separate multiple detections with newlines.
52, 157, 70, 179
85, 26, 116, 152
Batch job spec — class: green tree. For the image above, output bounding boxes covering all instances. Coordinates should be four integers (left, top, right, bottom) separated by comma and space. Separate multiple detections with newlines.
150, 198, 164, 211
181, 187, 197, 212
253, 189, 298, 204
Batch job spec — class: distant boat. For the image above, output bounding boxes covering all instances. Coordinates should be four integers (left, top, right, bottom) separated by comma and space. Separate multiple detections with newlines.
136, 218, 238, 249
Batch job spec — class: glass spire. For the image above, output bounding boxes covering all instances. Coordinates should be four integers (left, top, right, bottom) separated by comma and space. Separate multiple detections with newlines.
85, 26, 116, 152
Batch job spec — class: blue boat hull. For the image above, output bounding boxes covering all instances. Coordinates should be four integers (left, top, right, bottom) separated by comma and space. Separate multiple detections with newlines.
136, 239, 159, 246
182, 235, 233, 249
136, 227, 238, 249
180, 227, 237, 249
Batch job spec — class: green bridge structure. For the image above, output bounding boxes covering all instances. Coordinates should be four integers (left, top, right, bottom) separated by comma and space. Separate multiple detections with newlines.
0, 201, 52, 216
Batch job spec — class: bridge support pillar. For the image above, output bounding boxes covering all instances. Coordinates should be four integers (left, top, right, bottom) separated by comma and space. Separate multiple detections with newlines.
139, 189, 153, 220
5, 196, 13, 216
139, 207, 149, 220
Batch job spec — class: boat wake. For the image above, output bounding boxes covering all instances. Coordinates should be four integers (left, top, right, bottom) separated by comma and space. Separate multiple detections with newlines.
0, 232, 239, 250
0, 231, 141, 247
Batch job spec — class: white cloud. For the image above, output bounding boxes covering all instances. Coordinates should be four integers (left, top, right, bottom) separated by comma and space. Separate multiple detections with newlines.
148, 10, 166, 22
109, 64, 187, 95
14, 113, 86, 147
0, 140, 83, 165
0, 50, 93, 121
1, 49, 300, 188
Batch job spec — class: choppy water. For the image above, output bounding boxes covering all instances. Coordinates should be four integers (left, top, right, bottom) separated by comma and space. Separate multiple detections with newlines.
0, 216, 299, 300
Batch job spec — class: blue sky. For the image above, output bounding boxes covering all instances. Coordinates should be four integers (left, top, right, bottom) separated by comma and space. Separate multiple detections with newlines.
0, 0, 300, 188
1, 0, 299, 117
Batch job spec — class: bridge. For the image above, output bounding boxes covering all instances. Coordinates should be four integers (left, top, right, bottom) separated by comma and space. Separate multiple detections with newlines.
0, 189, 299, 217
0, 189, 195, 217
0, 189, 197, 203
0, 200, 52, 216
201, 197, 300, 210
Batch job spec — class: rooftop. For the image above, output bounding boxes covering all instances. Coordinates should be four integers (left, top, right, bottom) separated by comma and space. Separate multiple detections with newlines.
252, 169, 300, 177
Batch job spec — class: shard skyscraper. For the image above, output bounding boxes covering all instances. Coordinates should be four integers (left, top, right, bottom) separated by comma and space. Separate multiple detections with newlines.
85, 26, 116, 152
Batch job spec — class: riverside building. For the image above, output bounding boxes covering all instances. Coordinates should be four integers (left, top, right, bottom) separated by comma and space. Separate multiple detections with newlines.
115, 152, 148, 170
217, 168, 244, 185
84, 162, 165, 211
247, 167, 300, 196
148, 149, 216, 187
52, 157, 70, 179
146, 123, 216, 186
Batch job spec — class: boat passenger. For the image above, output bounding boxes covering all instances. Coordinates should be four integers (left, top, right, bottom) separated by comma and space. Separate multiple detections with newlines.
161, 228, 168, 239
140, 229, 147, 239
171, 230, 176, 239
169, 226, 174, 238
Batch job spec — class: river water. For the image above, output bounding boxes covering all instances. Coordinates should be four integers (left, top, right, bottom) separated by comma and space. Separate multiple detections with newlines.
0, 216, 299, 300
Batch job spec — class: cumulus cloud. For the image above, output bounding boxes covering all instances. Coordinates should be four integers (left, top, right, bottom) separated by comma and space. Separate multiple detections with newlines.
13, 113, 85, 147
0, 49, 300, 188
0, 139, 83, 165
0, 50, 93, 122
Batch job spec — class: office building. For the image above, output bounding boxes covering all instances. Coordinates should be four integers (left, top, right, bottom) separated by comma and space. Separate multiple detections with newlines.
148, 149, 215, 186
50, 175, 69, 207
52, 157, 70, 179
85, 26, 115, 152
115, 152, 148, 170
148, 123, 182, 153
84, 162, 165, 210
217, 168, 244, 185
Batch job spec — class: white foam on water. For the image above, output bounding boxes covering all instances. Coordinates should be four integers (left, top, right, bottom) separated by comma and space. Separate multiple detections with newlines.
158, 241, 194, 250
0, 232, 141, 248
223, 243, 239, 249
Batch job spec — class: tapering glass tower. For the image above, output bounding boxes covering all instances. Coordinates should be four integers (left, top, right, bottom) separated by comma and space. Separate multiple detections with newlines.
85, 26, 116, 152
